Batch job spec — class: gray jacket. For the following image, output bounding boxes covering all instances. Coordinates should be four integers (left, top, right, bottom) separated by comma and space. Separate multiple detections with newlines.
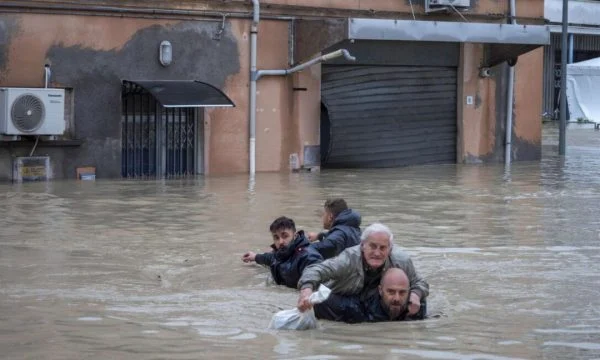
298, 245, 429, 299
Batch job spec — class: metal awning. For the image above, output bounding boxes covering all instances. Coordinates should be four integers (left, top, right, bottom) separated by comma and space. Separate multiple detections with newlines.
122, 80, 235, 108
347, 19, 551, 67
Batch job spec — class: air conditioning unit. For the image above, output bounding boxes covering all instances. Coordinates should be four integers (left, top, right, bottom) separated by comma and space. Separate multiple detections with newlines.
0, 87, 65, 136
426, 0, 471, 12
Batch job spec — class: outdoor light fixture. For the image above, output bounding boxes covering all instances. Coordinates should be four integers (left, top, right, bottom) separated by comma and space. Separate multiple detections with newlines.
479, 67, 493, 78
159, 40, 172, 67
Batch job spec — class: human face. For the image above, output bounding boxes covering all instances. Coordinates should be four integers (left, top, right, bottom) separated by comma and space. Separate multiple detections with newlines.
271, 228, 295, 250
379, 281, 409, 319
322, 209, 334, 230
361, 232, 391, 269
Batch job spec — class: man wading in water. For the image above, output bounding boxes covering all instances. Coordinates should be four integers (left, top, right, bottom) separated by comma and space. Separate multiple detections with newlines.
307, 198, 362, 259
242, 216, 323, 289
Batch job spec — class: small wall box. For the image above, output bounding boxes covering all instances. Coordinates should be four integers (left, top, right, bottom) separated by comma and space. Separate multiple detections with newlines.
77, 167, 96, 180
13, 156, 50, 182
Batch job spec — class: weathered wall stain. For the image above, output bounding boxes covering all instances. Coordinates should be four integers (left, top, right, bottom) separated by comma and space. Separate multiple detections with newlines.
463, 61, 509, 164
492, 61, 509, 162
513, 136, 541, 161
0, 17, 240, 179
459, 43, 500, 164
474, 93, 482, 109
3, 0, 545, 21
467, 56, 543, 163
460, 45, 516, 164
48, 22, 240, 178
0, 1, 546, 178
0, 16, 20, 81
513, 48, 543, 161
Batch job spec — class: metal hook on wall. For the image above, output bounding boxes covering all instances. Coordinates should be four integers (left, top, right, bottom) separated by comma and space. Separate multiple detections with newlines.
213, 13, 228, 41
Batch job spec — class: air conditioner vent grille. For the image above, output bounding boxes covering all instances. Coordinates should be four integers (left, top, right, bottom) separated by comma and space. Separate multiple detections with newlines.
11, 94, 45, 133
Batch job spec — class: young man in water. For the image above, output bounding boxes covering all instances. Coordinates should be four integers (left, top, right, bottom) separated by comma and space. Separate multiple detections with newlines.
242, 216, 323, 289
307, 198, 362, 259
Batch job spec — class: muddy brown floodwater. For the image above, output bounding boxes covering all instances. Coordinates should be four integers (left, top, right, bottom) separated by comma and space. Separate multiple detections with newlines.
1, 124, 599, 359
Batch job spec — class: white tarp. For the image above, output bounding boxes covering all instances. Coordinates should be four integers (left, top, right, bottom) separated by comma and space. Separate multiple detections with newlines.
566, 57, 600, 122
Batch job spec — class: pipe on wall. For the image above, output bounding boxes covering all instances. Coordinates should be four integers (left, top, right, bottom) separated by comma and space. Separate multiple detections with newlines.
247, 0, 355, 175
248, 49, 354, 175
249, 0, 259, 175
558, 0, 569, 155
44, 64, 51, 88
248, 47, 355, 175
568, 33, 574, 64
255, 49, 355, 80
505, 0, 517, 167
0, 1, 297, 21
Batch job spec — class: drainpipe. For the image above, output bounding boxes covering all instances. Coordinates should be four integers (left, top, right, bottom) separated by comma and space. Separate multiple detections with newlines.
44, 64, 51, 88
248, 49, 354, 174
249, 0, 259, 175
248, 0, 355, 175
505, 0, 517, 167
568, 33, 574, 64
255, 49, 355, 80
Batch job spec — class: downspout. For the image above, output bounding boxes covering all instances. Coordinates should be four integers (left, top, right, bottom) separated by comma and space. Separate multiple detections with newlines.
568, 33, 574, 64
247, 49, 353, 175
248, 0, 355, 175
255, 49, 356, 80
249, 0, 259, 175
505, 0, 517, 167
44, 64, 51, 88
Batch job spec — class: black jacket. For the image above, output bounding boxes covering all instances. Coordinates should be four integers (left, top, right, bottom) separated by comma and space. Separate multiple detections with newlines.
311, 209, 361, 259
314, 293, 427, 324
255, 231, 323, 289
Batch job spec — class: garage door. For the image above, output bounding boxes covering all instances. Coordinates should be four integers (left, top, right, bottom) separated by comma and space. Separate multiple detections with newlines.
321, 65, 457, 168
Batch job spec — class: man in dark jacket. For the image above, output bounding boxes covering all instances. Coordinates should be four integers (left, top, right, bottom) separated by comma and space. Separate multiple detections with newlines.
242, 216, 323, 289
314, 268, 427, 323
308, 198, 361, 259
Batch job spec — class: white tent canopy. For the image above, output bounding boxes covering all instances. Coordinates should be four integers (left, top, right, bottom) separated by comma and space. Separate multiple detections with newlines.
566, 57, 600, 122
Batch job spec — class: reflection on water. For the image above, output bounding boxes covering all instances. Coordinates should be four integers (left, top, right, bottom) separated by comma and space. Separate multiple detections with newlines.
1, 124, 600, 359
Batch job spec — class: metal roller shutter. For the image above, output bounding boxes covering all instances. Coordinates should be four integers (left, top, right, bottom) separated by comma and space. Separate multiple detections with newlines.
321, 65, 457, 168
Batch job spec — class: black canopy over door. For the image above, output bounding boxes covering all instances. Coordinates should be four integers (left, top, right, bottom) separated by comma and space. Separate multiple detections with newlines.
121, 80, 234, 178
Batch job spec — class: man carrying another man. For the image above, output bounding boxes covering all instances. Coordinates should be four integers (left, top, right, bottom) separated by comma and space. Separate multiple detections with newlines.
298, 223, 429, 322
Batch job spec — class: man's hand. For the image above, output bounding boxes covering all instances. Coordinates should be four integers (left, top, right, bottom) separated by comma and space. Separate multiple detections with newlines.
408, 292, 421, 315
297, 288, 314, 312
241, 251, 256, 263
307, 232, 320, 242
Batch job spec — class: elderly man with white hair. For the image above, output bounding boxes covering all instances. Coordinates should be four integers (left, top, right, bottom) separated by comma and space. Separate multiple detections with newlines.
297, 223, 428, 317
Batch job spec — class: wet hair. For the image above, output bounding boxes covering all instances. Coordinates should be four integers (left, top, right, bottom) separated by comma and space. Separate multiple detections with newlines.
360, 223, 394, 247
269, 216, 296, 233
324, 198, 348, 219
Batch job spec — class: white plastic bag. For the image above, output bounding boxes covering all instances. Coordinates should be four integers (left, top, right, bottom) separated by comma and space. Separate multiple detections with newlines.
269, 285, 331, 330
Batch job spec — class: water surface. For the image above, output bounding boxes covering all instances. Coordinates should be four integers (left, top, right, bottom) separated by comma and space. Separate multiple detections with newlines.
1, 124, 599, 359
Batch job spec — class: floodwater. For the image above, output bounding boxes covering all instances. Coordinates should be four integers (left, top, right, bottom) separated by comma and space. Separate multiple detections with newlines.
1, 123, 599, 360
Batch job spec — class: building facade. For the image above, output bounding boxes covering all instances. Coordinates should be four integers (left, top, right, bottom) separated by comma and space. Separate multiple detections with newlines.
0, 0, 548, 180
543, 0, 600, 120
